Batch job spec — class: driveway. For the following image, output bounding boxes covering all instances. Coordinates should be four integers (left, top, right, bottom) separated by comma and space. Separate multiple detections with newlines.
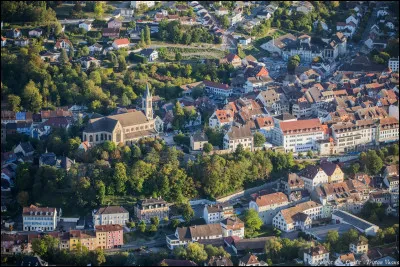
281, 230, 300, 240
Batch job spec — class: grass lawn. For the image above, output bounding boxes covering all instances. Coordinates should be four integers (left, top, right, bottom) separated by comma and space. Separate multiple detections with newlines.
103, 195, 138, 207
124, 227, 173, 244
243, 28, 286, 59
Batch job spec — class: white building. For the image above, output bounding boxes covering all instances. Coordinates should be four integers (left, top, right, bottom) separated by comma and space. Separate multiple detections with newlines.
166, 224, 222, 250
331, 210, 379, 236
112, 38, 130, 50
79, 20, 92, 31
349, 237, 368, 255
208, 109, 234, 128
273, 201, 322, 232
223, 125, 253, 152
220, 217, 245, 238
92, 206, 129, 227
304, 245, 330, 266
23, 205, 58, 231
300, 165, 329, 192
28, 29, 43, 37
131, 1, 155, 9
388, 57, 399, 72
273, 118, 325, 153
378, 117, 399, 144
89, 43, 103, 53
249, 192, 290, 224
203, 80, 232, 98
203, 203, 234, 224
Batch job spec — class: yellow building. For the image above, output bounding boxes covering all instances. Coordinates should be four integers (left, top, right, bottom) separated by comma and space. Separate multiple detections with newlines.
320, 161, 344, 183
96, 230, 107, 249
69, 230, 97, 251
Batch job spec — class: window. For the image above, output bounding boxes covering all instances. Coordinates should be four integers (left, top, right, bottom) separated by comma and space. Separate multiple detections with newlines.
89, 135, 93, 142
96, 135, 99, 141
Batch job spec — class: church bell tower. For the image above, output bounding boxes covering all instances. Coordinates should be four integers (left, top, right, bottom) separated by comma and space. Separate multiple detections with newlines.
142, 83, 153, 120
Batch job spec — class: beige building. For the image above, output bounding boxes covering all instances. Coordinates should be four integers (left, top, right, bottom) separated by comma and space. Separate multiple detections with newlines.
83, 85, 160, 146
299, 165, 329, 192
220, 217, 245, 238
134, 197, 169, 223
378, 117, 399, 144
190, 132, 208, 151
350, 237, 368, 255
249, 192, 290, 224
223, 125, 253, 151
92, 206, 129, 227
273, 201, 322, 232
319, 161, 344, 183
304, 245, 330, 266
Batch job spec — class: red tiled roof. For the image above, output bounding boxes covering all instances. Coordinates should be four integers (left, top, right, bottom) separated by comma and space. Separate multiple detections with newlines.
280, 118, 323, 135
255, 192, 288, 207
113, 38, 129, 46
203, 80, 230, 90
255, 117, 274, 128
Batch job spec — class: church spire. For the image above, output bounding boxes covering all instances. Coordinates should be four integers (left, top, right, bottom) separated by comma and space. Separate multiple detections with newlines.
142, 83, 153, 120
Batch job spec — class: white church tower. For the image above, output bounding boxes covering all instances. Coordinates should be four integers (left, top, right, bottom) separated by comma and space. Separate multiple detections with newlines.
142, 83, 153, 120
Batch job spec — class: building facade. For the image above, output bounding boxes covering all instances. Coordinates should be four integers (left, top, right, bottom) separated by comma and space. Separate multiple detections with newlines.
92, 206, 129, 227
134, 197, 169, 223
23, 205, 58, 232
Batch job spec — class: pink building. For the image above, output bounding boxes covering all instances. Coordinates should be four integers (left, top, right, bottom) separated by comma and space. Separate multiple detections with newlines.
95, 224, 123, 249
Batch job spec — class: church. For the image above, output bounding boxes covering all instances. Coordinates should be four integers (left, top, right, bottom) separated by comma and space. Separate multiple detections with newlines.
82, 84, 162, 146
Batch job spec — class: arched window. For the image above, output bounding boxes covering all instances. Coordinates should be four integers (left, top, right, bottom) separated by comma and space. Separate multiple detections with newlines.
83, 135, 87, 141
96, 135, 99, 142
89, 135, 93, 142
116, 130, 121, 143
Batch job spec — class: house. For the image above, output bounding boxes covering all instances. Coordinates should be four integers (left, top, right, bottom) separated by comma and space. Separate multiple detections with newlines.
300, 165, 329, 192
166, 224, 223, 250
220, 217, 244, 239
39, 51, 60, 62
79, 20, 92, 31
14, 142, 34, 157
78, 141, 92, 152
112, 38, 130, 49
82, 86, 158, 146
238, 253, 268, 266
313, 20, 328, 31
69, 230, 97, 251
190, 131, 208, 151
10, 28, 21, 38
80, 56, 100, 69
54, 38, 73, 51
238, 36, 252, 46
108, 18, 123, 29
95, 224, 123, 249
92, 206, 129, 227
134, 197, 169, 223
350, 236, 368, 255
203, 203, 234, 224
346, 15, 359, 26
378, 117, 399, 144
28, 28, 43, 37
249, 192, 290, 224
204, 81, 233, 98
102, 28, 120, 38
383, 165, 399, 192
296, 1, 314, 14
331, 210, 379, 236
1, 36, 6, 47
273, 118, 325, 153
208, 256, 233, 266
23, 205, 58, 231
304, 245, 330, 266
282, 35, 322, 63
220, 53, 242, 68
14, 38, 29, 47
120, 8, 134, 17
319, 161, 344, 183
209, 109, 234, 128
231, 236, 275, 255
255, 117, 274, 140
131, 1, 155, 9
388, 57, 399, 72
140, 48, 158, 62
223, 125, 253, 152
272, 201, 322, 232
39, 152, 57, 167
216, 7, 229, 16
159, 259, 198, 266
280, 173, 305, 195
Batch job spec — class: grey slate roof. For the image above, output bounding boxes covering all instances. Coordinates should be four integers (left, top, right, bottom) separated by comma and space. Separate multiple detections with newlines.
332, 210, 378, 231
19, 142, 34, 154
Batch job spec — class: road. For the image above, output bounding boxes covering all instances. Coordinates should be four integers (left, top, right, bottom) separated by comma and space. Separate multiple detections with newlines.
105, 239, 165, 254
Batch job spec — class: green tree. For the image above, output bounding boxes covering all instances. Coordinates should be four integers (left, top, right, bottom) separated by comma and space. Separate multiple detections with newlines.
221, 15, 230, 29
117, 55, 127, 72
244, 209, 263, 235
60, 48, 69, 65
114, 162, 128, 194
350, 163, 360, 175
144, 25, 151, 45
265, 238, 283, 257
170, 218, 180, 229
8, 94, 21, 111
94, 2, 104, 18
307, 150, 313, 158
186, 243, 208, 264
17, 191, 29, 207
23, 80, 42, 113
90, 248, 106, 266
138, 220, 146, 233
175, 52, 182, 61
68, 47, 74, 59
366, 150, 383, 175
182, 203, 194, 222
203, 143, 213, 153
151, 217, 160, 227
253, 132, 266, 147
31, 238, 47, 257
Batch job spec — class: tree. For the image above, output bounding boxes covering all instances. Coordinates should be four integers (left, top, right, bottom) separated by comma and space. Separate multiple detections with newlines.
94, 2, 104, 18
182, 203, 194, 222
244, 209, 263, 235
138, 220, 146, 233
265, 238, 283, 257
221, 15, 230, 29
186, 243, 208, 264
151, 217, 160, 227
23, 80, 42, 113
144, 25, 151, 45
31, 238, 47, 256
126, 221, 136, 229
307, 150, 313, 158
175, 52, 182, 61
350, 163, 360, 175
253, 132, 266, 147
366, 150, 383, 175
117, 55, 127, 72
68, 47, 74, 59
170, 218, 180, 229
90, 248, 106, 266
17, 191, 29, 207
60, 48, 69, 65
114, 163, 128, 194
8, 94, 21, 112
140, 29, 146, 47
203, 143, 213, 153
326, 230, 339, 247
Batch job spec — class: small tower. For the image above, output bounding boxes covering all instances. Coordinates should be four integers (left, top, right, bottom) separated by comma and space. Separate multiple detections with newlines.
142, 83, 153, 120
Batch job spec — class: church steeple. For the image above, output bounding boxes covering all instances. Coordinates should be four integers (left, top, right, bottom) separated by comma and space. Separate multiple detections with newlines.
142, 83, 153, 120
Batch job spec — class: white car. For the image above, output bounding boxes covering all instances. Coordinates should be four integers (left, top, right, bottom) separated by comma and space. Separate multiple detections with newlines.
37, 229, 44, 232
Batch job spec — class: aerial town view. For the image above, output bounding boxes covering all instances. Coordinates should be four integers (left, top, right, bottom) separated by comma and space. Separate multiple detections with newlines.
0, 1, 399, 266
